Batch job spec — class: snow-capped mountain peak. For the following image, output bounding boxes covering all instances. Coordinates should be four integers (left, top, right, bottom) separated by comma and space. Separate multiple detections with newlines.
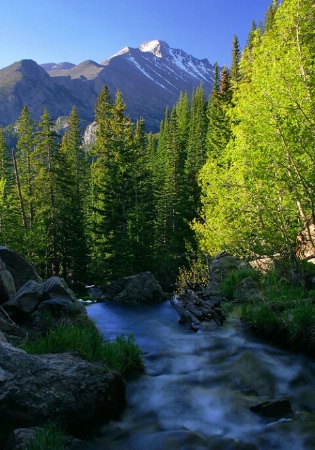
1, 40, 215, 133
138, 40, 170, 58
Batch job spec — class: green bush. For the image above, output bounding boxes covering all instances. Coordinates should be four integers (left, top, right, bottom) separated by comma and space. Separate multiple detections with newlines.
27, 422, 64, 450
221, 267, 260, 300
176, 253, 210, 293
20, 320, 144, 376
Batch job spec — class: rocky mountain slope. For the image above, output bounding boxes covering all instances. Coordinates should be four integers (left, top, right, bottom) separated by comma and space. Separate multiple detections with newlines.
0, 40, 215, 132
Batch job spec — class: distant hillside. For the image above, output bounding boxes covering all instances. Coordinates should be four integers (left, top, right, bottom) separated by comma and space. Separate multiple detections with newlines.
0, 40, 215, 132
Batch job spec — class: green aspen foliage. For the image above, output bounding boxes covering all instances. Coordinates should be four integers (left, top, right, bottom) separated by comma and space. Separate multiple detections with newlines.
195, 0, 315, 261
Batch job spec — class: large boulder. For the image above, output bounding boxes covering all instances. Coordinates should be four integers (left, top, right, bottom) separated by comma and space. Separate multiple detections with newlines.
0, 344, 126, 434
0, 258, 16, 304
3, 280, 44, 315
204, 251, 251, 299
232, 277, 263, 303
0, 247, 42, 291
38, 297, 87, 318
100, 272, 166, 304
42, 276, 76, 301
0, 306, 19, 336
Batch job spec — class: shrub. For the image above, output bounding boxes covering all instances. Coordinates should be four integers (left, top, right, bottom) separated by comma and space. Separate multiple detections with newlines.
176, 255, 210, 293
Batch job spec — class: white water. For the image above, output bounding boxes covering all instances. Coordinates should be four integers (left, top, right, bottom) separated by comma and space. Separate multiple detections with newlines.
80, 301, 315, 449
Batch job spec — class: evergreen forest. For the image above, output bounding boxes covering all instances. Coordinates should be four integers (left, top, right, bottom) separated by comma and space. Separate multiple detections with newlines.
1, 0, 315, 290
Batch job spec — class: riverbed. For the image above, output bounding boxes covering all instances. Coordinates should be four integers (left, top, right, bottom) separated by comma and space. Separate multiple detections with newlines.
81, 301, 315, 449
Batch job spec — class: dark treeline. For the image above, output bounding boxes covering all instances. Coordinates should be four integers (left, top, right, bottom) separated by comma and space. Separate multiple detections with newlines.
1, 0, 315, 288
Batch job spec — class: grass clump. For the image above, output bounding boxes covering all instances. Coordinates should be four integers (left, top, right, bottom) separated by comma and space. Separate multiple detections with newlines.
221, 267, 261, 300
241, 266, 315, 353
241, 303, 282, 334
102, 334, 145, 375
27, 422, 64, 450
20, 320, 144, 376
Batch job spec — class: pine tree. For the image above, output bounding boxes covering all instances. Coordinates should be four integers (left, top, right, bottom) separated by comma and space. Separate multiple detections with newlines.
206, 66, 232, 160
32, 109, 61, 276
230, 35, 241, 86
90, 87, 149, 281
185, 85, 208, 218
15, 105, 35, 228
59, 107, 89, 283
0, 128, 19, 247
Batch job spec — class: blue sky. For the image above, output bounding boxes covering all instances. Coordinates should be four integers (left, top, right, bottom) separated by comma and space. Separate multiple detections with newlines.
1, 0, 272, 70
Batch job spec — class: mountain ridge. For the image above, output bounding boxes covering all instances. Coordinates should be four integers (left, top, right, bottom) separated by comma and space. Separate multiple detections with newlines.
0, 40, 215, 132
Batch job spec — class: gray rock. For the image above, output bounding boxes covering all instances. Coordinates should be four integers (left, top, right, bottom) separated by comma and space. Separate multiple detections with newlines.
205, 251, 251, 298
0, 330, 8, 343
4, 428, 39, 450
38, 297, 87, 317
233, 277, 263, 303
4, 280, 43, 314
100, 271, 166, 304
42, 276, 76, 301
0, 247, 42, 291
0, 344, 126, 433
0, 306, 19, 335
0, 258, 16, 304
4, 427, 82, 450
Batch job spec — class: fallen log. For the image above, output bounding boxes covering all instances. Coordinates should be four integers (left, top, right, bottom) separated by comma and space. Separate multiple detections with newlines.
170, 296, 187, 323
170, 290, 225, 331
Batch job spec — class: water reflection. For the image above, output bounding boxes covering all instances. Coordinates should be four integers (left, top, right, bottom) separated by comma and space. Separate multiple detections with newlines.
82, 301, 315, 450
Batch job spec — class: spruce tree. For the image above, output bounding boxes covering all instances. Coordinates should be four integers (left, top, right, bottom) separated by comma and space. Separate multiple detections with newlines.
59, 107, 89, 283
230, 35, 241, 86
15, 105, 36, 228
90, 87, 150, 281
185, 85, 208, 219
32, 109, 61, 276
0, 128, 19, 247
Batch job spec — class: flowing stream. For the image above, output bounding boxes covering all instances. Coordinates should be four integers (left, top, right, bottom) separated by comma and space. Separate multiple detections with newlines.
80, 301, 315, 449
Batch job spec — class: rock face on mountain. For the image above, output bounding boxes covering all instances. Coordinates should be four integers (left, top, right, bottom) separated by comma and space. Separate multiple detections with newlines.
0, 40, 215, 132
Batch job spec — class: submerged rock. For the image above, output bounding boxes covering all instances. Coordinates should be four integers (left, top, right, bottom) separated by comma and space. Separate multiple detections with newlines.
250, 399, 292, 418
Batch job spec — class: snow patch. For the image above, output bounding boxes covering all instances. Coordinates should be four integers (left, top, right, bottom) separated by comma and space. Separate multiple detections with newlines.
139, 40, 169, 58
110, 46, 131, 58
